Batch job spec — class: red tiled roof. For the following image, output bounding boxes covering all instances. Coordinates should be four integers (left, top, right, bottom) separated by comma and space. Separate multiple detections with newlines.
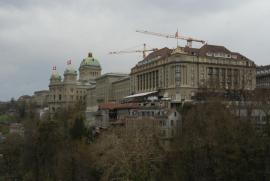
185, 44, 250, 61
143, 47, 172, 61
183, 47, 200, 55
135, 44, 251, 68
199, 44, 231, 55
99, 102, 139, 110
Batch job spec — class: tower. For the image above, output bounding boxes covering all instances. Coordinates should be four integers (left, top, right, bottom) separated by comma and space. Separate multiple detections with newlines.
49, 66, 61, 85
49, 66, 62, 115
64, 60, 77, 83
79, 52, 101, 82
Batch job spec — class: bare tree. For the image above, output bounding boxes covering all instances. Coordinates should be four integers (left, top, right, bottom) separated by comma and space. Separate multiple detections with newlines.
90, 119, 164, 181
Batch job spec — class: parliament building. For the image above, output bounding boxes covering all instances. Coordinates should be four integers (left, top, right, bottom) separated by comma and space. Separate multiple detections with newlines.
48, 53, 101, 114
49, 44, 256, 116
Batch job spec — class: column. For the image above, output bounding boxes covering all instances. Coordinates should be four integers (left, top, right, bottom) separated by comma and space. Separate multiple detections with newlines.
137, 75, 139, 91
150, 72, 154, 90
147, 73, 149, 91
149, 72, 152, 90
156, 70, 159, 88
225, 69, 228, 89
141, 75, 143, 91
154, 71, 156, 89
142, 74, 144, 91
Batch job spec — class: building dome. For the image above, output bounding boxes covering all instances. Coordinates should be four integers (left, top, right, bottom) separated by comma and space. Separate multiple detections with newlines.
50, 73, 61, 80
64, 60, 77, 75
64, 66, 77, 75
50, 66, 61, 81
80, 52, 100, 68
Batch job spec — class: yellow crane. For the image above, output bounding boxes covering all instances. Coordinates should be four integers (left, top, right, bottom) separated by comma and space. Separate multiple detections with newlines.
136, 29, 205, 48
109, 43, 158, 59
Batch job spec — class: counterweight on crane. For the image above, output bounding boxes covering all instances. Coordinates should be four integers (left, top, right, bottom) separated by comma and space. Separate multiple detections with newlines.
136, 29, 205, 48
109, 43, 158, 58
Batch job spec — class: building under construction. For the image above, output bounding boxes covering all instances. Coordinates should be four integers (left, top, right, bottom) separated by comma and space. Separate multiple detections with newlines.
129, 44, 256, 102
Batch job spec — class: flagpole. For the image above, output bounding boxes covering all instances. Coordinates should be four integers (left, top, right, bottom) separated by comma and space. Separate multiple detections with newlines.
176, 28, 179, 47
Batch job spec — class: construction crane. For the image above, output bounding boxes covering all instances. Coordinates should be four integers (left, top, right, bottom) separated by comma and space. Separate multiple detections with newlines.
136, 29, 205, 48
109, 43, 158, 59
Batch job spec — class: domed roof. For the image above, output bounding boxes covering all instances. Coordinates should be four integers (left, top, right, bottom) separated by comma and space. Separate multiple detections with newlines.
50, 72, 61, 81
64, 66, 77, 75
50, 66, 61, 81
64, 60, 77, 75
80, 52, 100, 67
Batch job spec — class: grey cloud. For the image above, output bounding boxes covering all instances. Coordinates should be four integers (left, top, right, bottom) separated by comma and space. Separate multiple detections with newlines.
143, 0, 253, 12
0, 0, 269, 100
0, 0, 255, 16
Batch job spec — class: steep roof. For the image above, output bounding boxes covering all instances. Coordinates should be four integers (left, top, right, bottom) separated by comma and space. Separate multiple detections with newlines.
199, 44, 231, 55
143, 47, 172, 61
135, 44, 252, 68
185, 44, 250, 61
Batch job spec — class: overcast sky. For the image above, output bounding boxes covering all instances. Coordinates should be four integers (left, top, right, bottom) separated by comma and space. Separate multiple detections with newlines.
0, 0, 269, 101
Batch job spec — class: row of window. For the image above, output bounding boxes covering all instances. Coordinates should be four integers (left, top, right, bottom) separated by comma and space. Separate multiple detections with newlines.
160, 119, 175, 127
51, 94, 86, 101
51, 88, 86, 94
175, 65, 188, 86
257, 70, 270, 75
137, 70, 159, 91
206, 52, 238, 59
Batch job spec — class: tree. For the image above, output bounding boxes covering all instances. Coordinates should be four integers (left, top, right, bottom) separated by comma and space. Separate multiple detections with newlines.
1, 133, 24, 180
90, 119, 164, 181
167, 100, 264, 181
70, 116, 86, 140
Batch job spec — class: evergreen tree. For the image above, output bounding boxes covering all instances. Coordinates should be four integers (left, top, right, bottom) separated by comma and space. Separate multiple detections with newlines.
70, 116, 86, 140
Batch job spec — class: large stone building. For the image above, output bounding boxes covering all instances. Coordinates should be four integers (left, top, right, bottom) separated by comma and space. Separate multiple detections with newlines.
86, 73, 129, 109
48, 53, 101, 114
256, 65, 270, 89
32, 90, 49, 107
111, 76, 131, 102
130, 44, 256, 101
85, 73, 129, 126
85, 44, 256, 116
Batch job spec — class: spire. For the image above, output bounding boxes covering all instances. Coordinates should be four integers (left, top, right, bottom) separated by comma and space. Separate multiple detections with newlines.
66, 60, 73, 69
52, 65, 57, 75
50, 65, 61, 82
67, 60, 72, 65
64, 59, 77, 75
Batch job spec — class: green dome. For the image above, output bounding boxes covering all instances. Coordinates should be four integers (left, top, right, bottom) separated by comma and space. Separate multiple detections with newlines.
50, 73, 61, 81
64, 66, 77, 75
80, 52, 100, 67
